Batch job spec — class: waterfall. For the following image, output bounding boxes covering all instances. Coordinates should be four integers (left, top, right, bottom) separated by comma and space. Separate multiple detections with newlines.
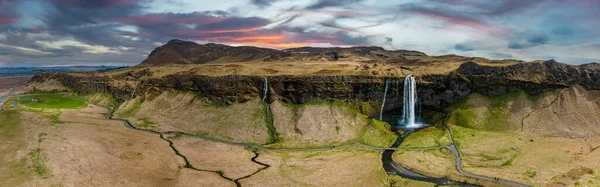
402, 74, 418, 127
379, 78, 389, 120
262, 77, 268, 102
262, 76, 278, 143
131, 82, 140, 99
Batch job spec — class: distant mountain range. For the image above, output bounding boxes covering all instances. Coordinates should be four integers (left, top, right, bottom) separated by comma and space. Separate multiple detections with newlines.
0, 65, 128, 77
139, 39, 426, 66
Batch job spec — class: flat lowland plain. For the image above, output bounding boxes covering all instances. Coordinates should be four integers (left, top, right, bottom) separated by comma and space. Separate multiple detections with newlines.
17, 94, 87, 109
1, 94, 395, 186
0, 96, 235, 186
0, 75, 32, 92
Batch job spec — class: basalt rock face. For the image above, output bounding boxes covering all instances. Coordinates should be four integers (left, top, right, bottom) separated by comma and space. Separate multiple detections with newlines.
137, 74, 474, 111
29, 72, 135, 101
28, 60, 600, 113
457, 60, 600, 94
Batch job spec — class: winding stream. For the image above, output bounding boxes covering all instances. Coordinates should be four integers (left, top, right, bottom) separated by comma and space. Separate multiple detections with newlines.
381, 127, 481, 187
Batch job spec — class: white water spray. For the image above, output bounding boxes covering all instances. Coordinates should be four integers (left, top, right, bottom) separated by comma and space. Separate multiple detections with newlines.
402, 74, 418, 128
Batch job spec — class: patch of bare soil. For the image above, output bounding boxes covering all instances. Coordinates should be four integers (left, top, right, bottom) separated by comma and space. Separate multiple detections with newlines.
166, 135, 263, 179
22, 104, 233, 186
523, 86, 600, 138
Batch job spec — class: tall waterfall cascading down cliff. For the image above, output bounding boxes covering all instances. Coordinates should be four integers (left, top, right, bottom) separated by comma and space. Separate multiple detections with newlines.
380, 75, 422, 128
402, 74, 419, 128
379, 79, 389, 120
262, 77, 268, 102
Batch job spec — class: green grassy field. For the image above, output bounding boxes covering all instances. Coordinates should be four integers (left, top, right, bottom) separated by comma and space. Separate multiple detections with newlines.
18, 94, 87, 109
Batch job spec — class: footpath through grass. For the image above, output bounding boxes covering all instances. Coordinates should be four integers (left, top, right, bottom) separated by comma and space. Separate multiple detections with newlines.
17, 94, 87, 109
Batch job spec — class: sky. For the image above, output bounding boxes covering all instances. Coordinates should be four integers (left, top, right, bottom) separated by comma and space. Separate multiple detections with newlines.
0, 0, 599, 66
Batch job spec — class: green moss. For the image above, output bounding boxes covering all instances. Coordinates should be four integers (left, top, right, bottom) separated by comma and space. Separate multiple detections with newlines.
446, 92, 516, 131
28, 148, 52, 179
136, 118, 156, 129
117, 99, 141, 117
400, 126, 451, 148
448, 125, 477, 149
421, 110, 445, 126
264, 103, 278, 144
76, 92, 122, 109
501, 153, 519, 166
17, 94, 86, 109
525, 170, 537, 178
359, 119, 397, 148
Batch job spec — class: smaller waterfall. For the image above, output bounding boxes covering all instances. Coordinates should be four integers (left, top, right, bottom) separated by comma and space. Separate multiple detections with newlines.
402, 74, 418, 128
262, 76, 278, 143
131, 82, 140, 99
379, 79, 390, 120
262, 77, 268, 102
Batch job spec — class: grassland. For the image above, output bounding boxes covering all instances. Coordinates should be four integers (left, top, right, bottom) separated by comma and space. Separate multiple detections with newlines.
399, 126, 451, 148
443, 124, 600, 186
240, 147, 389, 186
0, 111, 43, 186
359, 119, 397, 147
17, 94, 87, 109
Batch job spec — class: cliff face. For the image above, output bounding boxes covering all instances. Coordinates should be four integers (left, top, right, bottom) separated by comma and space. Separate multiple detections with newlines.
457, 60, 600, 92
28, 59, 599, 114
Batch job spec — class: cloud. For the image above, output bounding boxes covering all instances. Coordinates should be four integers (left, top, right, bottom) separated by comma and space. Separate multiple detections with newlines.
400, 3, 501, 34
454, 44, 474, 51
0, 0, 598, 66
508, 34, 550, 49
489, 52, 513, 59
305, 0, 363, 10
552, 27, 573, 36
0, 43, 51, 55
508, 42, 524, 49
527, 34, 549, 45
0, 12, 18, 25
36, 39, 120, 54
0, 55, 10, 62
250, 0, 278, 7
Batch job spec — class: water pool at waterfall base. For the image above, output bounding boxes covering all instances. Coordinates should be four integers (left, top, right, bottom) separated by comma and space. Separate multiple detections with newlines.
381, 110, 430, 129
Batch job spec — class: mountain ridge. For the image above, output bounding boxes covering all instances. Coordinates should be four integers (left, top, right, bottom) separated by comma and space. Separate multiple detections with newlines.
140, 39, 428, 66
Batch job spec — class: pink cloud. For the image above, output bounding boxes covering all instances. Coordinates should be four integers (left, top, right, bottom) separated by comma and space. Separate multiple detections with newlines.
0, 12, 18, 25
